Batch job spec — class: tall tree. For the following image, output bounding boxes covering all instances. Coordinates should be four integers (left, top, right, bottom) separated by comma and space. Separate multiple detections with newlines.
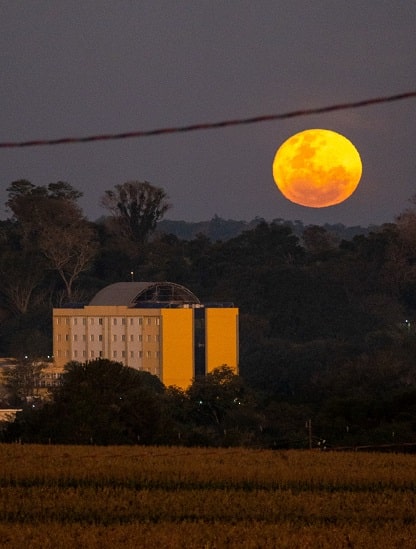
0, 250, 46, 314
5, 181, 97, 302
101, 181, 171, 245
6, 180, 81, 213
36, 200, 98, 301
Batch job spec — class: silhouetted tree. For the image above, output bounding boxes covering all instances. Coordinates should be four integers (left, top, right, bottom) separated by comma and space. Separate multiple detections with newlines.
186, 366, 260, 445
3, 358, 45, 406
302, 224, 339, 256
5, 181, 97, 302
101, 181, 171, 245
0, 249, 46, 314
8, 359, 165, 444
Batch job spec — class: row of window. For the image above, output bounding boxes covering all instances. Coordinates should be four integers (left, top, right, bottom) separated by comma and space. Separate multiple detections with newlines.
37, 380, 62, 388
57, 334, 159, 343
56, 317, 160, 326
56, 350, 160, 359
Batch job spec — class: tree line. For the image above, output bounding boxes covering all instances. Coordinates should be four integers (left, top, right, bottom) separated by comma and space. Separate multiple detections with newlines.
1, 179, 416, 448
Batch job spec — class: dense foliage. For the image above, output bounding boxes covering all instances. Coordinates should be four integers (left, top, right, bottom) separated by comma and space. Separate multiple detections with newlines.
1, 180, 416, 448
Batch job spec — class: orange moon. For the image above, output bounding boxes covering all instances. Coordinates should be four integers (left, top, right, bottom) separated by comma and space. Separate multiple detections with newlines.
272, 129, 362, 208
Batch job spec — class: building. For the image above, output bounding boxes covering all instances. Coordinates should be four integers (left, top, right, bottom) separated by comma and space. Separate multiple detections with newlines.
53, 282, 238, 389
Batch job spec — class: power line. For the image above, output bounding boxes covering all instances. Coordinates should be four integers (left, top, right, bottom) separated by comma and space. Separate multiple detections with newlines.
1, 90, 415, 149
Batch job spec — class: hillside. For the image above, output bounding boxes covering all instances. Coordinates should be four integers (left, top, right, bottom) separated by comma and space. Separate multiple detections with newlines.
157, 215, 376, 242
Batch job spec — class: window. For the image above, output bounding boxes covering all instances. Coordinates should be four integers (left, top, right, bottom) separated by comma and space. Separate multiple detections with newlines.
73, 335, 78, 341
57, 334, 61, 342
90, 350, 94, 358
147, 318, 151, 325
83, 318, 87, 325
99, 351, 103, 357
113, 318, 117, 325
82, 335, 86, 341
121, 334, 126, 342
65, 318, 70, 325
156, 351, 160, 358
147, 335, 151, 342
146, 351, 151, 358
65, 334, 69, 341
99, 318, 103, 325
155, 318, 160, 326
73, 318, 78, 325
113, 334, 117, 342
138, 335, 143, 342
129, 318, 134, 326
113, 351, 117, 358
90, 318, 94, 325
56, 318, 61, 325
155, 335, 160, 342
130, 351, 134, 358
130, 335, 134, 342
122, 318, 126, 325
122, 350, 126, 358
82, 350, 86, 357
98, 335, 103, 342
90, 334, 94, 342
139, 351, 143, 358
74, 350, 78, 358
138, 318, 143, 325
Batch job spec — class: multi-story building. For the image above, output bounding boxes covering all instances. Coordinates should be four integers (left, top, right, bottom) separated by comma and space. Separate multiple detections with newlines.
53, 281, 238, 389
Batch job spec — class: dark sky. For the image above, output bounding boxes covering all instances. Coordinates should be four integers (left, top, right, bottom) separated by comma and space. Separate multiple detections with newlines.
1, 1, 415, 227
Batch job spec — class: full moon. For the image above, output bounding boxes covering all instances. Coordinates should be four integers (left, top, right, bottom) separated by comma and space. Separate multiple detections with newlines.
272, 129, 362, 208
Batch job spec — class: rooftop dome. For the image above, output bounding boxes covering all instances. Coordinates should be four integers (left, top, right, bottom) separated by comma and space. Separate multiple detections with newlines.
89, 282, 200, 307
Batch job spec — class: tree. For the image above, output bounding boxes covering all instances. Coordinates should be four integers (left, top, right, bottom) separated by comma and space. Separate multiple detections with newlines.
5, 181, 97, 302
47, 181, 83, 201
8, 359, 166, 444
0, 248, 46, 314
302, 225, 339, 256
3, 358, 45, 406
6, 180, 81, 213
36, 201, 98, 301
186, 366, 261, 446
101, 181, 171, 245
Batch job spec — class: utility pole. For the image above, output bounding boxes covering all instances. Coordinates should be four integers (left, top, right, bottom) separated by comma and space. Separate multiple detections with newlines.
306, 418, 312, 449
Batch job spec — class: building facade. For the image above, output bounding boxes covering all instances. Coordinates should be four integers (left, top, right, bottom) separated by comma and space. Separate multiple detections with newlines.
53, 282, 238, 389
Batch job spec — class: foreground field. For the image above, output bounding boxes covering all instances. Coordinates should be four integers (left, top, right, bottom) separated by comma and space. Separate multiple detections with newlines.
0, 445, 416, 548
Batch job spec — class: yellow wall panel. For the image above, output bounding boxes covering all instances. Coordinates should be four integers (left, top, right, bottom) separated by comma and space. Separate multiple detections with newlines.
205, 308, 239, 374
161, 309, 194, 389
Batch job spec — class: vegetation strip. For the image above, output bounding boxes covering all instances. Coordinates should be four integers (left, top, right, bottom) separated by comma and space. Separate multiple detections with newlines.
1, 445, 416, 547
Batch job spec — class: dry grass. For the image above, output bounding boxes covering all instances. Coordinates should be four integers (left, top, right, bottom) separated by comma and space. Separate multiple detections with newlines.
1, 444, 415, 547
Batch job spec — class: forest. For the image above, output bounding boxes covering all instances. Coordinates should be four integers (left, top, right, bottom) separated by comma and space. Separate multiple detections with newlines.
1, 179, 416, 449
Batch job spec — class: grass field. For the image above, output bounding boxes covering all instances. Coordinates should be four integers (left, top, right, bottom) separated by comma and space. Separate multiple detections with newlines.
1, 444, 416, 548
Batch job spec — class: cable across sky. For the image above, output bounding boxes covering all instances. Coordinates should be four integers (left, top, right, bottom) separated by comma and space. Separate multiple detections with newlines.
1, 90, 415, 149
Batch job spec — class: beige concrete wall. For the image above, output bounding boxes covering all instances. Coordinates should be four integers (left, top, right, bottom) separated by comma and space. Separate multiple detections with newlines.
53, 307, 161, 374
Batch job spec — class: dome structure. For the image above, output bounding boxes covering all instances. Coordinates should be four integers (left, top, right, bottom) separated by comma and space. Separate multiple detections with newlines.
89, 282, 200, 307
